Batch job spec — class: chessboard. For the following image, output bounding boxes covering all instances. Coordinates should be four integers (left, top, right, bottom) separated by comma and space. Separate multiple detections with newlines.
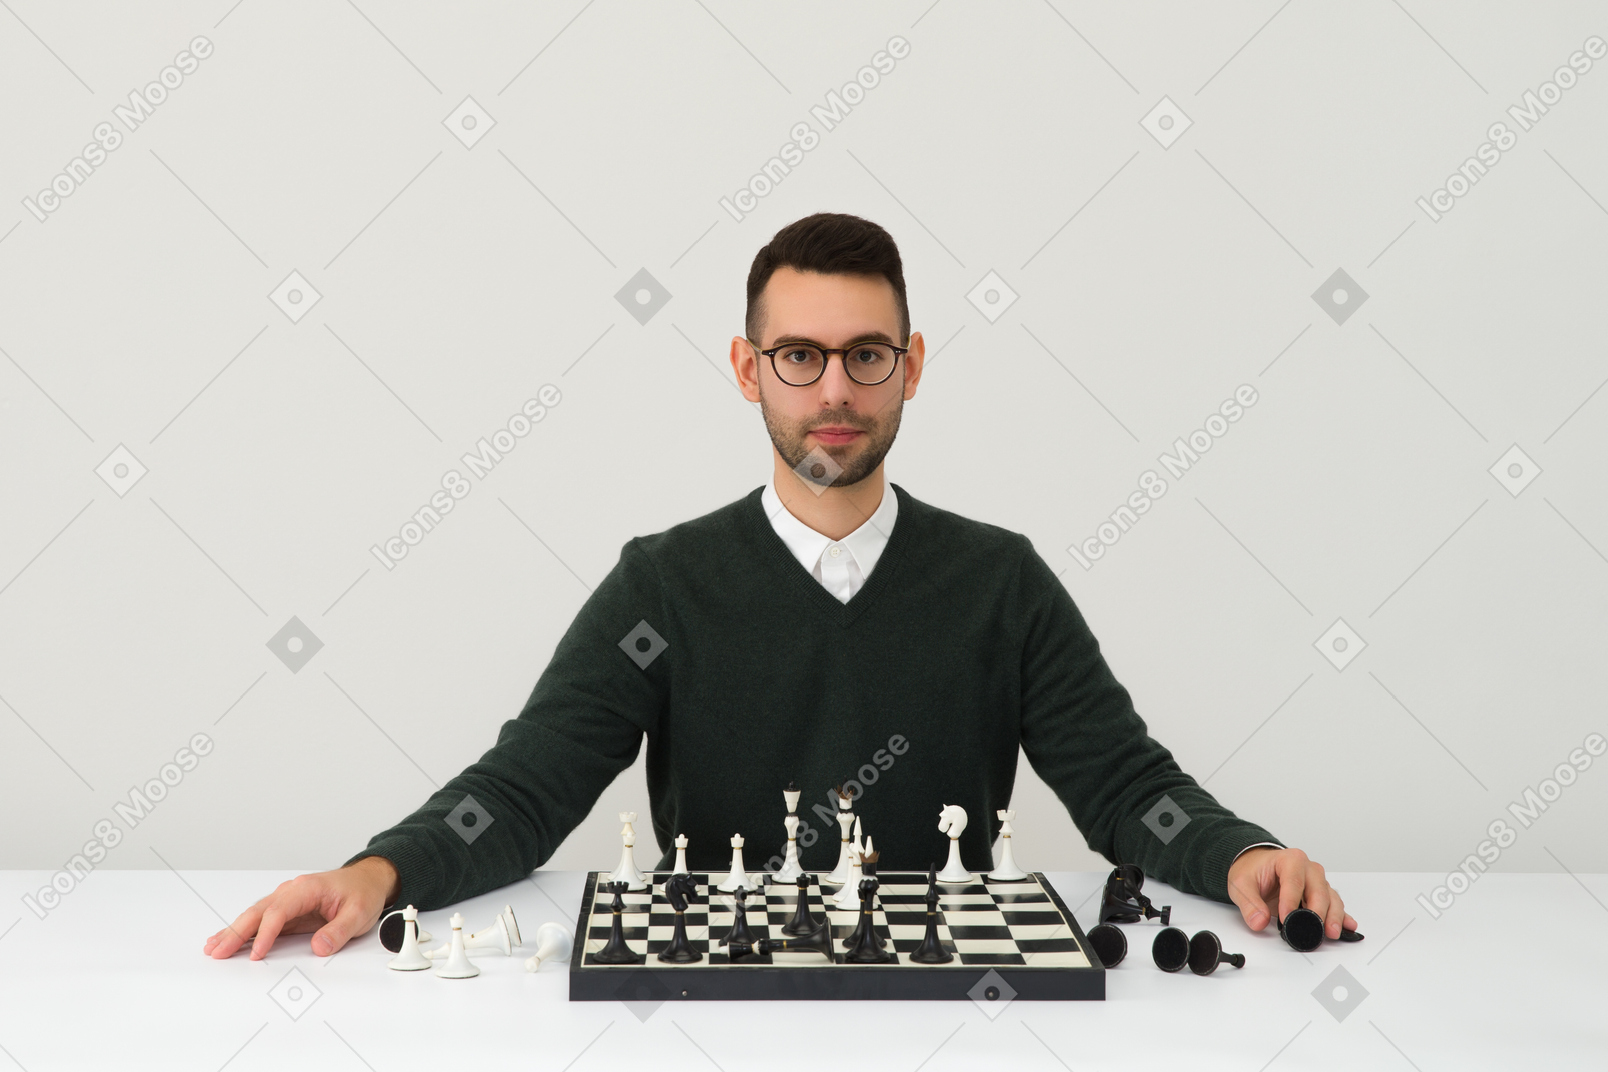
568, 871, 1103, 1001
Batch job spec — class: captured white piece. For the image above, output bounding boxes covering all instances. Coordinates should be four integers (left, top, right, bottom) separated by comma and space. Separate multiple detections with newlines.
937, 804, 973, 883
386, 904, 431, 972
433, 913, 480, 979
523, 922, 574, 972
425, 904, 520, 958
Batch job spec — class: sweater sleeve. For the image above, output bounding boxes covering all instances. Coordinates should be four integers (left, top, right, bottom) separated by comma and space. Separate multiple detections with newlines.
343, 538, 668, 910
1013, 539, 1281, 902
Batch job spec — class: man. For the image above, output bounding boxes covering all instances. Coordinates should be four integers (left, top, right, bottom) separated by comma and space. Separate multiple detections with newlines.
205, 212, 1356, 961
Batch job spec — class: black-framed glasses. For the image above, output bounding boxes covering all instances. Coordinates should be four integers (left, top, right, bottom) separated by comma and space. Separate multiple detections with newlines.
750, 338, 908, 387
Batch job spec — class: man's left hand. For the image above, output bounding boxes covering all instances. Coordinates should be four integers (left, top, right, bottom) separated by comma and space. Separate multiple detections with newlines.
1226, 846, 1356, 939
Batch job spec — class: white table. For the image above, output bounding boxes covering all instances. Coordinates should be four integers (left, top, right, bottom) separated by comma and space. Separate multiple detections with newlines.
0, 870, 1600, 1070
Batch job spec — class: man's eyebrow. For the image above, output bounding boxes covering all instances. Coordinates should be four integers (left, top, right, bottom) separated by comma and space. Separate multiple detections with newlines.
769, 331, 899, 347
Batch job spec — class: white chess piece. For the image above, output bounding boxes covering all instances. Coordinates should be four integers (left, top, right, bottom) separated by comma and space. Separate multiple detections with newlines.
428, 906, 520, 958
774, 784, 804, 884
832, 842, 865, 908
433, 912, 480, 979
612, 812, 648, 891
826, 789, 855, 884
672, 833, 690, 876
989, 809, 1028, 881
937, 804, 973, 883
386, 905, 431, 971
717, 833, 759, 891
523, 922, 573, 972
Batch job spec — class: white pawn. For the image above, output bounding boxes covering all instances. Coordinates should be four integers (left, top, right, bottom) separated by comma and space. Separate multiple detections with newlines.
717, 833, 759, 892
672, 833, 690, 876
937, 804, 973, 883
827, 789, 855, 884
524, 921, 573, 972
433, 912, 479, 979
612, 812, 648, 891
386, 905, 431, 971
989, 809, 1028, 881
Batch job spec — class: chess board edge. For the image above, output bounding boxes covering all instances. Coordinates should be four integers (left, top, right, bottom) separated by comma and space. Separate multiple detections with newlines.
568, 870, 1105, 1001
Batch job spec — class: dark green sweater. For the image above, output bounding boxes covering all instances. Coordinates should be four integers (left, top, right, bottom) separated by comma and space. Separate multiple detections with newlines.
349, 483, 1279, 909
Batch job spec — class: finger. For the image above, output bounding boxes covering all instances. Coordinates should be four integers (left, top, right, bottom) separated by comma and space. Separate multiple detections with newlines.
208, 904, 266, 960
1303, 868, 1332, 929
1226, 877, 1270, 930
311, 897, 371, 956
1343, 911, 1359, 931
1322, 887, 1347, 940
251, 905, 290, 960
1276, 853, 1309, 924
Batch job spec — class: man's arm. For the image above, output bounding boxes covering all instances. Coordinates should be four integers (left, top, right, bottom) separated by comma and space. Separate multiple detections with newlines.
206, 538, 669, 959
1014, 539, 1354, 933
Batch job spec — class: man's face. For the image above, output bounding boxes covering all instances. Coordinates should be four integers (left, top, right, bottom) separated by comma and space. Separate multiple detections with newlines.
739, 267, 922, 489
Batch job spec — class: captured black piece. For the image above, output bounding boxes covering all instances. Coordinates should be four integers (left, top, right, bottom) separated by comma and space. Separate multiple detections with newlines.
1151, 926, 1190, 972
1186, 930, 1245, 975
593, 880, 643, 964
657, 872, 702, 964
1278, 906, 1364, 951
781, 873, 819, 937
1087, 922, 1128, 968
907, 865, 953, 965
1098, 864, 1171, 926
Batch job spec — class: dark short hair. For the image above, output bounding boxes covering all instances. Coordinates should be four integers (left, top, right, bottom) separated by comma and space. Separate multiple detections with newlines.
745, 213, 909, 345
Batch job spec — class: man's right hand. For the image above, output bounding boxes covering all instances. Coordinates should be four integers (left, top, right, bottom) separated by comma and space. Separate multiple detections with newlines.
203, 855, 400, 960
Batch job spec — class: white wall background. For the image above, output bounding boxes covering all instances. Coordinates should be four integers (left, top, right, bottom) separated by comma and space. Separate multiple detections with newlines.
1, 2, 1603, 883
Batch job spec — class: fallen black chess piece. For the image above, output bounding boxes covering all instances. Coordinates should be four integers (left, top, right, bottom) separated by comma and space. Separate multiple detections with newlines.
1277, 906, 1364, 951
1097, 864, 1171, 926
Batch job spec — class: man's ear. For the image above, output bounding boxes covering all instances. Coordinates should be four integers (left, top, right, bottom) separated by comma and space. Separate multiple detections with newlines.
732, 336, 762, 402
902, 331, 926, 399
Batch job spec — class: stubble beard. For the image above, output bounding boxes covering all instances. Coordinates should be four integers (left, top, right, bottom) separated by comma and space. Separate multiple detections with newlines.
758, 381, 903, 489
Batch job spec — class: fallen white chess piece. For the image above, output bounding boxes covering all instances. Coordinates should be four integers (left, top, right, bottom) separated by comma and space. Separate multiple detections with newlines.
425, 905, 520, 959
524, 922, 574, 972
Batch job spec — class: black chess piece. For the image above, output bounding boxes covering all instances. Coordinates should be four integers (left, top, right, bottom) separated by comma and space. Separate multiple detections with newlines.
720, 888, 760, 947
593, 880, 643, 965
1087, 922, 1128, 968
1098, 864, 1171, 926
1151, 926, 1190, 972
725, 919, 835, 961
1278, 906, 1364, 951
908, 865, 953, 965
844, 877, 895, 964
657, 872, 703, 964
1186, 930, 1245, 975
781, 873, 818, 937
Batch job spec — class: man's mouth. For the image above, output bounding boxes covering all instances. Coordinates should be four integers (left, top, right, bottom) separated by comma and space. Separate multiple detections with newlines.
809, 427, 863, 445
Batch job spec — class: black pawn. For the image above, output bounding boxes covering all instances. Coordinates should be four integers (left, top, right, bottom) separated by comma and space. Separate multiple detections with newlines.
720, 888, 759, 948
593, 881, 643, 965
908, 866, 953, 965
781, 874, 818, 937
1087, 922, 1128, 968
844, 878, 894, 964
1152, 926, 1190, 972
1187, 930, 1245, 975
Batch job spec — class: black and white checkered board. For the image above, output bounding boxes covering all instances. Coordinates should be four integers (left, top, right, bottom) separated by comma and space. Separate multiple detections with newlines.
568, 871, 1103, 1001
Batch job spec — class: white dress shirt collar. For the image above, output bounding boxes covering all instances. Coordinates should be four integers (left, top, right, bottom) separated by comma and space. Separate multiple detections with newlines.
760, 474, 899, 603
